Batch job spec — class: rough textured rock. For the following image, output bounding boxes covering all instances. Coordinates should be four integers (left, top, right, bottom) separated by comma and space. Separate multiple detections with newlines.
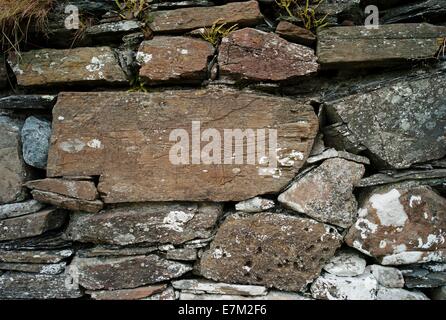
0, 200, 46, 220
0, 271, 82, 299
8, 47, 128, 87
0, 249, 73, 264
179, 291, 311, 300
310, 272, 379, 300
149, 1, 263, 33
323, 250, 366, 277
346, 183, 446, 265
400, 264, 446, 288
358, 169, 446, 188
31, 190, 103, 213
325, 72, 446, 169
26, 178, 98, 201
137, 37, 214, 85
370, 265, 405, 288
69, 255, 192, 290
376, 287, 429, 300
0, 95, 57, 111
317, 24, 446, 69
87, 284, 167, 300
219, 28, 318, 82
0, 209, 67, 241
0, 116, 29, 204
278, 158, 365, 228
65, 202, 222, 246
381, 0, 446, 24
199, 213, 342, 291
275, 21, 316, 46
172, 279, 268, 296
21, 116, 51, 169
306, 148, 370, 165
0, 262, 66, 275
166, 248, 197, 261
235, 197, 275, 213
46, 90, 318, 202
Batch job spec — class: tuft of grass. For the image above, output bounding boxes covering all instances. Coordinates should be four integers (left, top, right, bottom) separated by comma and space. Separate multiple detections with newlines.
296, 0, 328, 32
114, 0, 150, 21
275, 0, 296, 18
128, 76, 148, 92
200, 19, 238, 46
0, 0, 54, 55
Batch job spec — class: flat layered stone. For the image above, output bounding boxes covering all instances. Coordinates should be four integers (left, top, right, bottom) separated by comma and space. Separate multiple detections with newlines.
0, 209, 67, 241
69, 255, 192, 290
65, 203, 222, 246
77, 245, 158, 258
26, 178, 98, 201
0, 232, 72, 251
0, 200, 46, 220
172, 279, 267, 296
87, 284, 167, 300
149, 1, 263, 34
31, 190, 103, 213
166, 248, 197, 261
381, 0, 446, 24
8, 47, 128, 87
179, 291, 311, 300
46, 90, 318, 202
0, 262, 66, 275
376, 287, 429, 300
0, 58, 7, 88
317, 24, 446, 68
0, 249, 73, 264
306, 148, 370, 165
346, 183, 446, 265
137, 37, 214, 85
324, 72, 446, 169
278, 158, 365, 228
275, 21, 316, 46
0, 271, 82, 299
235, 197, 275, 213
199, 213, 342, 291
0, 95, 57, 110
219, 28, 318, 82
400, 265, 446, 288
358, 169, 446, 188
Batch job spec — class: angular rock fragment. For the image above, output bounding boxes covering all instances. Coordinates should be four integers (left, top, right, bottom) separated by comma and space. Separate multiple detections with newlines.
0, 200, 45, 220
26, 178, 98, 201
346, 183, 446, 265
70, 255, 192, 290
0, 249, 73, 264
200, 213, 342, 291
8, 47, 128, 87
431, 286, 446, 300
31, 190, 103, 213
400, 264, 446, 288
137, 37, 214, 85
310, 272, 379, 300
166, 248, 197, 261
278, 158, 365, 228
317, 24, 446, 69
65, 203, 222, 245
0, 209, 67, 241
358, 169, 446, 188
0, 58, 7, 88
21, 116, 51, 169
85, 20, 143, 44
235, 197, 275, 213
0, 95, 56, 110
306, 148, 370, 165
324, 72, 446, 169
87, 284, 167, 300
370, 265, 405, 288
77, 246, 158, 258
172, 279, 268, 296
323, 250, 366, 277
0, 271, 82, 299
149, 1, 263, 34
219, 28, 318, 82
275, 21, 316, 46
376, 287, 429, 300
46, 90, 318, 202
0, 262, 66, 275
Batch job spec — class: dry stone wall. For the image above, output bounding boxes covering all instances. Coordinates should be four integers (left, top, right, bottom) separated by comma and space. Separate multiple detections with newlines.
0, 0, 445, 300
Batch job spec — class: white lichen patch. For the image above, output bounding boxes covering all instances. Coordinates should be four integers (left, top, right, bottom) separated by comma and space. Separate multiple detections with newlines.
59, 139, 86, 153
86, 56, 105, 72
162, 210, 195, 232
136, 51, 153, 64
409, 195, 422, 208
370, 189, 408, 227
87, 139, 102, 149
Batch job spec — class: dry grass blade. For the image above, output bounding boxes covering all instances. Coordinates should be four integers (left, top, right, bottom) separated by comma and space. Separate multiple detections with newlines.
201, 19, 238, 46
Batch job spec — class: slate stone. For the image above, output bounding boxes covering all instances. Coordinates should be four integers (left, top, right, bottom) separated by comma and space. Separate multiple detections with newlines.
21, 116, 51, 169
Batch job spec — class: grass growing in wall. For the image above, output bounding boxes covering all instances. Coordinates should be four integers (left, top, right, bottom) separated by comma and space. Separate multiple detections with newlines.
275, 0, 328, 32
201, 19, 238, 46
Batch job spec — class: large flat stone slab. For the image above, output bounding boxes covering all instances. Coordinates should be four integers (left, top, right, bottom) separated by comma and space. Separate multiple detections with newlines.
46, 90, 318, 202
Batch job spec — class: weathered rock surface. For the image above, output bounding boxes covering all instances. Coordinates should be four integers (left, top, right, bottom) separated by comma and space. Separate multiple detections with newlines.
149, 1, 263, 34
306, 148, 370, 165
8, 47, 128, 87
137, 37, 214, 85
0, 209, 67, 241
0, 95, 57, 111
69, 255, 192, 290
219, 28, 318, 82
323, 250, 366, 277
324, 72, 446, 169
179, 291, 311, 300
0, 249, 73, 264
370, 265, 405, 288
31, 190, 103, 213
0, 58, 7, 88
172, 279, 267, 296
381, 0, 446, 24
46, 90, 318, 202
0, 262, 66, 275
0, 271, 82, 299
200, 213, 342, 291
235, 197, 275, 213
400, 264, 446, 288
310, 272, 379, 300
0, 116, 29, 204
26, 178, 98, 201
275, 21, 316, 46
87, 284, 167, 300
21, 116, 51, 169
166, 248, 197, 261
376, 287, 429, 300
346, 184, 446, 265
317, 24, 446, 68
0, 200, 46, 220
278, 158, 365, 228
358, 169, 446, 188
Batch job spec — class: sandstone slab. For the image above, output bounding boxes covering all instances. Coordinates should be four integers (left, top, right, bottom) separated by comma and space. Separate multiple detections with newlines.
8, 47, 128, 87
172, 279, 267, 296
87, 284, 166, 300
325, 72, 446, 169
31, 190, 103, 213
199, 213, 342, 291
219, 28, 318, 82
65, 202, 222, 246
149, 1, 263, 34
21, 116, 51, 169
26, 178, 98, 201
317, 24, 446, 69
137, 37, 214, 85
346, 184, 446, 265
46, 90, 318, 202
0, 200, 46, 220
0, 209, 67, 241
70, 255, 192, 290
275, 21, 316, 46
278, 158, 365, 228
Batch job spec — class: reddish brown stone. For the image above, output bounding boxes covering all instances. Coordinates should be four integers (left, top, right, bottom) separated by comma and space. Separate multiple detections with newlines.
87, 284, 167, 300
137, 37, 214, 85
275, 21, 316, 46
31, 190, 103, 213
219, 28, 318, 82
26, 178, 98, 201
